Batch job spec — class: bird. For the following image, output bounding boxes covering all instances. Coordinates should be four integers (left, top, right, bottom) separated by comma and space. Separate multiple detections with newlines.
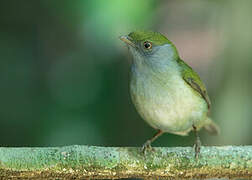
119, 30, 219, 158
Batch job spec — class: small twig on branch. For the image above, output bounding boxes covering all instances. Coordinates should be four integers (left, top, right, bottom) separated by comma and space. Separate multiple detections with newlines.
0, 145, 251, 179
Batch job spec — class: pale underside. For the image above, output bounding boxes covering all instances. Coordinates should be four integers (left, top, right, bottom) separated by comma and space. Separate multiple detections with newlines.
130, 61, 208, 136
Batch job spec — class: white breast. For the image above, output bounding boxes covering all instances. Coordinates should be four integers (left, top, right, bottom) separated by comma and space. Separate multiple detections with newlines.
130, 66, 207, 135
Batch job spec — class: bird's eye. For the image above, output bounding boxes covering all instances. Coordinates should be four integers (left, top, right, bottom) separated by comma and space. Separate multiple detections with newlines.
143, 41, 152, 50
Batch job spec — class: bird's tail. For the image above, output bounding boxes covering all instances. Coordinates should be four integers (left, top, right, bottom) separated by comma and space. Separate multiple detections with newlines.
204, 117, 220, 135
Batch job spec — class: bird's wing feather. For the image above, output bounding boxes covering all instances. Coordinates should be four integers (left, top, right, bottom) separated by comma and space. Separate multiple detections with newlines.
177, 58, 211, 112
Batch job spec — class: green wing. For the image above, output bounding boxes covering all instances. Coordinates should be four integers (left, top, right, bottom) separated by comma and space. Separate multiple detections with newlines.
177, 58, 211, 111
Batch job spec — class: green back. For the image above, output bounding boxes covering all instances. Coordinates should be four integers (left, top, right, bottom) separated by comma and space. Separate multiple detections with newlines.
177, 58, 211, 112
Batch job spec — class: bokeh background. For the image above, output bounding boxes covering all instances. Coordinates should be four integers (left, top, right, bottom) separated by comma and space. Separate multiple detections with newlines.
0, 0, 251, 148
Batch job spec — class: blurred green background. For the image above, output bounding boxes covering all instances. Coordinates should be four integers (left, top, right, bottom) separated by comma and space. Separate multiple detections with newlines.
0, 0, 251, 148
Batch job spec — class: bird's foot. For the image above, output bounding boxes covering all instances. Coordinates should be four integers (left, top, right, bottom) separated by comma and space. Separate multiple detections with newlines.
193, 136, 201, 159
141, 140, 154, 154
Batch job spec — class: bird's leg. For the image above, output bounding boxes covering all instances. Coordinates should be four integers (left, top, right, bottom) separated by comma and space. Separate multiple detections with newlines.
193, 125, 201, 159
142, 129, 163, 154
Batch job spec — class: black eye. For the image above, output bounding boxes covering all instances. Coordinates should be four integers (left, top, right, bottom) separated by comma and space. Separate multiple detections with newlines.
143, 41, 152, 49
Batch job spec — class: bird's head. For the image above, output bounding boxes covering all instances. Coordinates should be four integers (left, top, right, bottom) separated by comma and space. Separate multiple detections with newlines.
120, 31, 179, 70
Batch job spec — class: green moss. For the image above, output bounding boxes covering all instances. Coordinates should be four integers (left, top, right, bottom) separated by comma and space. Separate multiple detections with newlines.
0, 145, 251, 179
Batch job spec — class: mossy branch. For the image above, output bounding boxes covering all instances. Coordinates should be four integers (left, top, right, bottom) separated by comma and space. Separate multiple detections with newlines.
0, 145, 251, 179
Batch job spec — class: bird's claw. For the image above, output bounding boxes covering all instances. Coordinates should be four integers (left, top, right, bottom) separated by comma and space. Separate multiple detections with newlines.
194, 136, 201, 159
141, 140, 154, 154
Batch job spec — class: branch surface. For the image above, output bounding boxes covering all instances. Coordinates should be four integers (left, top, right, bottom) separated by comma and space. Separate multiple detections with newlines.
0, 145, 251, 179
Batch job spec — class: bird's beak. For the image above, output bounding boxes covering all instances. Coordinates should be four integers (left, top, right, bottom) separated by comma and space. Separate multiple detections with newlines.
119, 35, 136, 48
